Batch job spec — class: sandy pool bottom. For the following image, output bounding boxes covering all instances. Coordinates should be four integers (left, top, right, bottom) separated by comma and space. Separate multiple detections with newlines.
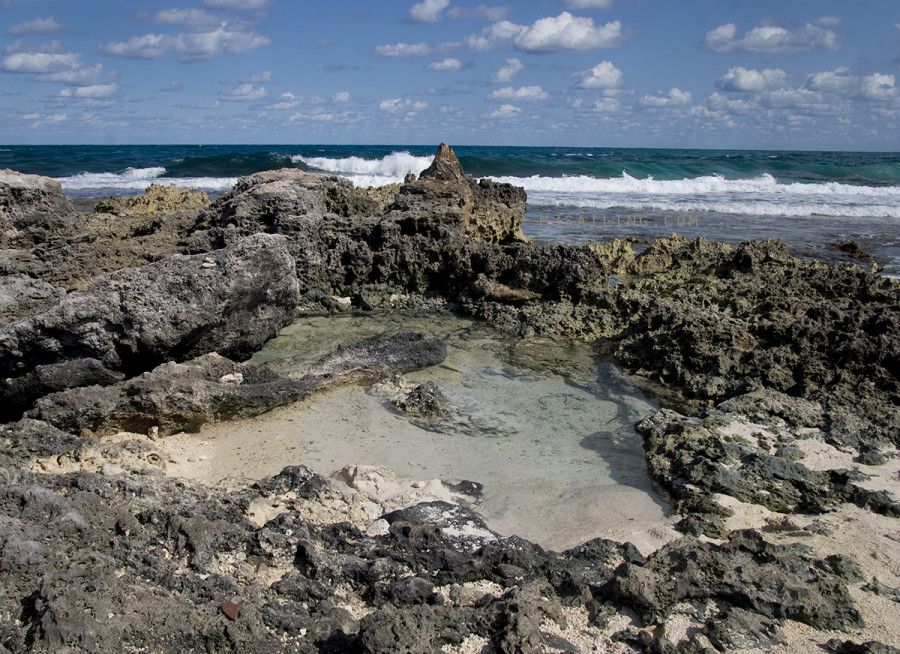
161, 313, 678, 553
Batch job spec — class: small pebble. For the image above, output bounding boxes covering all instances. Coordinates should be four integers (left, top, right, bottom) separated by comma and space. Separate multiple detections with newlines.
147, 426, 159, 441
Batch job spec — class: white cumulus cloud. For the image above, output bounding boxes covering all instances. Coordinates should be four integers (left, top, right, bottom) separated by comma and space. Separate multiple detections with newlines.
379, 98, 428, 113
220, 83, 268, 102
514, 12, 623, 52
716, 66, 788, 93
374, 42, 432, 58
573, 60, 624, 91
860, 73, 897, 102
490, 103, 521, 118
461, 12, 623, 53
98, 23, 270, 62
488, 85, 549, 102
333, 91, 351, 103
492, 58, 523, 83
60, 83, 118, 99
409, 0, 450, 23
638, 88, 691, 108
426, 57, 465, 71
704, 20, 841, 54
1, 42, 105, 85
151, 9, 221, 31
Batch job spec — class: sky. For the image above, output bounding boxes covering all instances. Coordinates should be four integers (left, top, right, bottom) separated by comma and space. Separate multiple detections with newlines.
1, 0, 899, 149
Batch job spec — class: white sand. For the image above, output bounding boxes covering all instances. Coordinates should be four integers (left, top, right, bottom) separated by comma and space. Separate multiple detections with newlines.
160, 380, 678, 553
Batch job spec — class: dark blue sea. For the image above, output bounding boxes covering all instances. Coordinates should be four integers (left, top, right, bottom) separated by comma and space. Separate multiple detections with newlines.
2, 144, 898, 276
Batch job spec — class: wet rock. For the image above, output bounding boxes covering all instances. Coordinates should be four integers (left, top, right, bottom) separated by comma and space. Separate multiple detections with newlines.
29, 331, 447, 436
834, 240, 874, 263
393, 381, 448, 417
0, 233, 300, 419
0, 169, 77, 248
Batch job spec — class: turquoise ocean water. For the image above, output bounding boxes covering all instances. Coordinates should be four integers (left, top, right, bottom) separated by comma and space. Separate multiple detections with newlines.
2, 144, 898, 276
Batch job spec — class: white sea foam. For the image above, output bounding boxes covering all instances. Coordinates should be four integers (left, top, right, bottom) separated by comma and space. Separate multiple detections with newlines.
292, 151, 433, 187
490, 172, 900, 218
57, 167, 237, 195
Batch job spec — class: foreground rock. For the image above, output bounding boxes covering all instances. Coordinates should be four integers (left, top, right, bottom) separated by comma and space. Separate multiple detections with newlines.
0, 233, 299, 420
0, 418, 875, 653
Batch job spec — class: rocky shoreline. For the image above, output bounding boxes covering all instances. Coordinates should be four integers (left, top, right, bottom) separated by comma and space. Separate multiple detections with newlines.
0, 145, 898, 653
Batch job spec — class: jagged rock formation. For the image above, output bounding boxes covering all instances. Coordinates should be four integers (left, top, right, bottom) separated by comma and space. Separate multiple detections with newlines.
0, 233, 299, 420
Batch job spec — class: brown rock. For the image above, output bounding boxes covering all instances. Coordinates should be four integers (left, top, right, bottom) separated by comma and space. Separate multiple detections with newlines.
418, 143, 467, 183
221, 601, 239, 621
94, 184, 210, 216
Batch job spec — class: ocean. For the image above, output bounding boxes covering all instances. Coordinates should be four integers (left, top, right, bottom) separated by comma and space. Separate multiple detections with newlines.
2, 144, 899, 276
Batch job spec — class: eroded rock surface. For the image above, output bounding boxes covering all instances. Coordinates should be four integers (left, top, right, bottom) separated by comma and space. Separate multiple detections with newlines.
0, 233, 299, 419
0, 169, 77, 249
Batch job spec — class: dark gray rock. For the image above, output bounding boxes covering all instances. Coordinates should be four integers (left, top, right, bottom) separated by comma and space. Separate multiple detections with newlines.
0, 274, 66, 325
0, 233, 299, 419
28, 331, 446, 436
609, 530, 862, 631
393, 381, 448, 417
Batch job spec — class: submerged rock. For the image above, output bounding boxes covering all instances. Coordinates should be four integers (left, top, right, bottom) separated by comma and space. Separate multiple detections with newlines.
393, 381, 448, 417
29, 331, 446, 436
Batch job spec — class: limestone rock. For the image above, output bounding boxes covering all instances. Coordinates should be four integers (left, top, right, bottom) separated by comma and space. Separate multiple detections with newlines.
388, 146, 529, 244
0, 274, 66, 325
93, 184, 210, 216
0, 233, 300, 419
29, 331, 446, 435
0, 169, 77, 248
418, 142, 467, 183
211, 168, 379, 237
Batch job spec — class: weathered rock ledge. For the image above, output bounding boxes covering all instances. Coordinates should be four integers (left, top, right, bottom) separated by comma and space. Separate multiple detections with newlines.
0, 145, 898, 652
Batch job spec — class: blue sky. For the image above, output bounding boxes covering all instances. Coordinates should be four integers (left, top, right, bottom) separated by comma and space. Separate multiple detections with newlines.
1, 0, 899, 149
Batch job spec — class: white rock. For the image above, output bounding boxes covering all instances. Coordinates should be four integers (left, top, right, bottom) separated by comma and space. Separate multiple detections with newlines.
101, 463, 123, 477
218, 372, 244, 385
366, 519, 391, 537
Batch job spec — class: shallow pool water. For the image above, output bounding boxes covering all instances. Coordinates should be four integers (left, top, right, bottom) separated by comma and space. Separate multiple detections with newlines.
199, 311, 674, 551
